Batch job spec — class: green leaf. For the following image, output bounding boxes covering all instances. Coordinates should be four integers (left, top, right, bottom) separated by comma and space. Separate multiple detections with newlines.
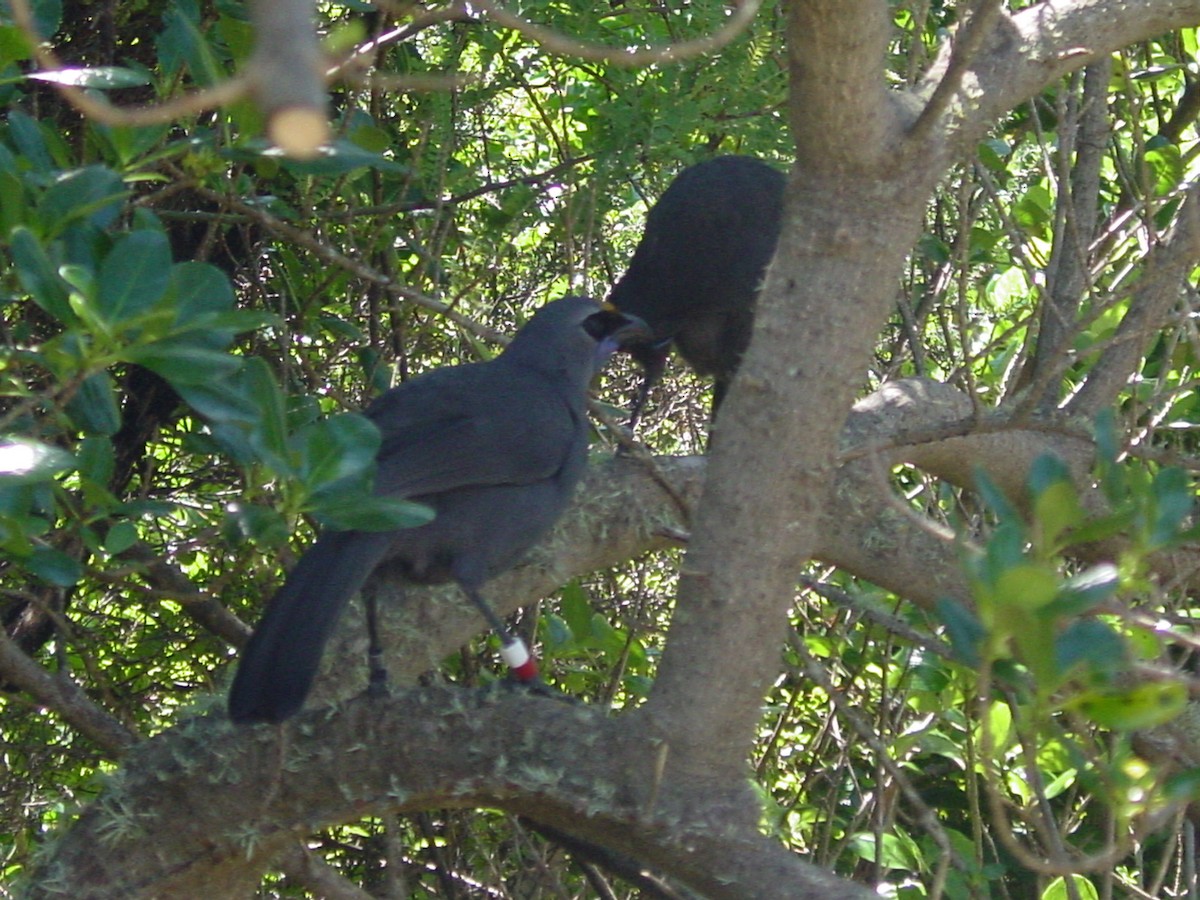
0, 24, 34, 67
1092, 408, 1128, 503
935, 597, 984, 667
39, 164, 126, 232
215, 13, 256, 62
93, 122, 172, 166
1044, 564, 1118, 617
96, 230, 172, 324
0, 169, 26, 233
241, 360, 291, 473
1010, 608, 1058, 687
976, 521, 1027, 593
1054, 619, 1126, 678
294, 413, 381, 492
223, 502, 291, 546
1073, 682, 1188, 730
5, 109, 54, 173
168, 260, 235, 325
65, 370, 121, 435
993, 563, 1059, 612
1143, 144, 1184, 196
27, 546, 83, 586
1149, 466, 1191, 548
314, 495, 435, 532
0, 0, 62, 41
1065, 509, 1136, 546
172, 368, 257, 427
9, 226, 72, 322
1032, 479, 1082, 551
1041, 875, 1098, 900
159, 4, 225, 86
1014, 183, 1053, 234
559, 580, 593, 643
128, 340, 244, 386
973, 467, 1020, 524
975, 699, 1014, 752
542, 613, 572, 651
1164, 767, 1200, 803
846, 831, 921, 871
76, 436, 115, 485
977, 138, 1011, 173
985, 266, 1032, 309
104, 521, 138, 555
1028, 454, 1082, 549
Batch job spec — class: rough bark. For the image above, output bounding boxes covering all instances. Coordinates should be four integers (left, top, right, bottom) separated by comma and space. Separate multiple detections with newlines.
27, 688, 870, 900
26, 0, 1200, 895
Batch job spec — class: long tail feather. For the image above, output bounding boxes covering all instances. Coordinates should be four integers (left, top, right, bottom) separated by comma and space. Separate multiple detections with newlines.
227, 530, 394, 723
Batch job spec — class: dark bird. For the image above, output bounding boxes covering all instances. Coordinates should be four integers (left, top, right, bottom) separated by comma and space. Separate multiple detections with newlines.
607, 155, 786, 425
228, 296, 650, 724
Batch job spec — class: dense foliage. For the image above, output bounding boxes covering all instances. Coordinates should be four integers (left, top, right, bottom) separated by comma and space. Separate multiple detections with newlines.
3, 0, 1200, 897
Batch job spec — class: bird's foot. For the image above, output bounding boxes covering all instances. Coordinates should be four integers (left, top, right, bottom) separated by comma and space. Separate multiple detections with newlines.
525, 675, 576, 703
367, 651, 390, 699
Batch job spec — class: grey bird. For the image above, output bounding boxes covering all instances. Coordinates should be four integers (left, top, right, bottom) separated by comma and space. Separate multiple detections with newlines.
228, 296, 650, 724
607, 155, 786, 425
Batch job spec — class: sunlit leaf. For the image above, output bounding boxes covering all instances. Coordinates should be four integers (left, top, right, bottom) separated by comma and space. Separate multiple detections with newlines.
28, 66, 150, 89
1042, 875, 1098, 900
993, 563, 1059, 612
1072, 682, 1188, 730
0, 438, 74, 483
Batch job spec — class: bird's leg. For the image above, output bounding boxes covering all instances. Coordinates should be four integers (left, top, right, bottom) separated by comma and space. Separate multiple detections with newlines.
627, 379, 653, 434
461, 586, 540, 683
364, 588, 390, 698
626, 344, 669, 433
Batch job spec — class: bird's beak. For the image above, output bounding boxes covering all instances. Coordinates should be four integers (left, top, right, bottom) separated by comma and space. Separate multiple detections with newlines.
598, 304, 654, 351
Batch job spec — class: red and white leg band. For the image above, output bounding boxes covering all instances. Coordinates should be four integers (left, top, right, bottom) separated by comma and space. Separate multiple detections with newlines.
499, 637, 539, 682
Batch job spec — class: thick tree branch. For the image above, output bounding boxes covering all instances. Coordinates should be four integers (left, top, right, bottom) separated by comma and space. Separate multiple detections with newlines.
27, 688, 871, 899
788, 0, 913, 172
915, 0, 1200, 162
643, 123, 935, 777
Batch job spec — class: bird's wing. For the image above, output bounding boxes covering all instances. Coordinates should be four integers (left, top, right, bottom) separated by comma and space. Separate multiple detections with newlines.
366, 360, 581, 499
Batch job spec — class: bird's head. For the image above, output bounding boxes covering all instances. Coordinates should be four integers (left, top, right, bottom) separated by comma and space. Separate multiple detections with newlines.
503, 296, 651, 381
588, 300, 655, 361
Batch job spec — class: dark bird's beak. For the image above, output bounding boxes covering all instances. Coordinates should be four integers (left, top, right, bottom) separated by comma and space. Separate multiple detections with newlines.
590, 304, 654, 352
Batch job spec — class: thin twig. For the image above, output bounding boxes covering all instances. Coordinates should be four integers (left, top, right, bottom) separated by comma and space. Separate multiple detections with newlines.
909, 0, 1006, 141
472, 0, 763, 67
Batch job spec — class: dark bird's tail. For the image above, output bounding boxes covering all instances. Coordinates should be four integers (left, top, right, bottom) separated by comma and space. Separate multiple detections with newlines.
227, 530, 395, 724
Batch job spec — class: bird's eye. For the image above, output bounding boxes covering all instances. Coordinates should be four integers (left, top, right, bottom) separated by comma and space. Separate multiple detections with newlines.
582, 310, 631, 341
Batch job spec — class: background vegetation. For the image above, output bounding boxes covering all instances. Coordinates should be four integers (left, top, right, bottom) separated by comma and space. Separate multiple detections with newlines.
3, 0, 1200, 897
